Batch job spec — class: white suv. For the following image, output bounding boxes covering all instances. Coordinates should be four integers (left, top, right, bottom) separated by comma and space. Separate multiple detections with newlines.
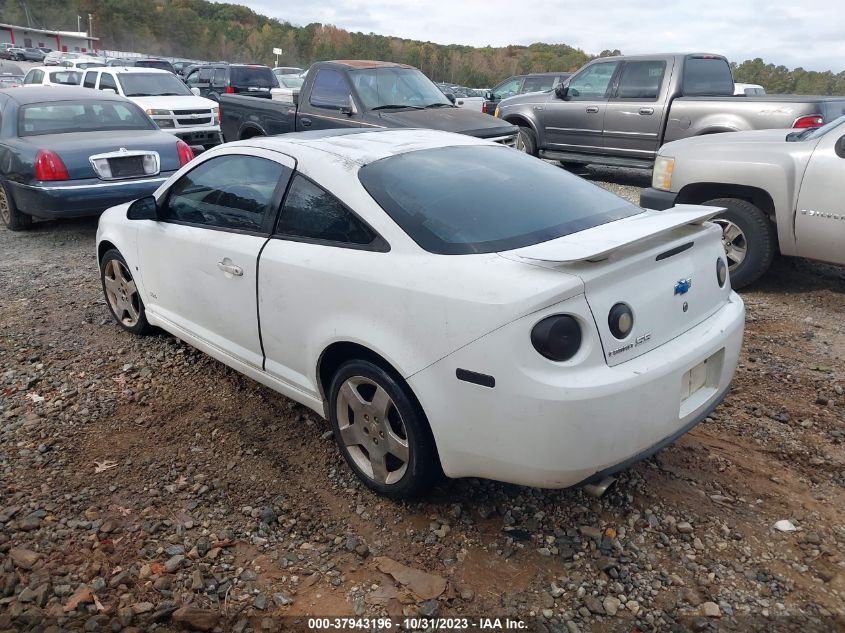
80, 66, 222, 148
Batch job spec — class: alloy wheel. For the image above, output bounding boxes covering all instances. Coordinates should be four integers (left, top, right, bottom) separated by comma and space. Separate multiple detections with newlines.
103, 259, 141, 327
335, 376, 410, 485
713, 218, 747, 270
0, 188, 10, 226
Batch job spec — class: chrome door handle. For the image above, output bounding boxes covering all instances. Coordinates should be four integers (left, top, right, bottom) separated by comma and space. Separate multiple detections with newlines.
585, 106, 599, 113
217, 260, 243, 276
639, 107, 654, 115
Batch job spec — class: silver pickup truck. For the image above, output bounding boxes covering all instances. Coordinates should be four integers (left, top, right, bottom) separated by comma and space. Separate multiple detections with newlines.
495, 53, 845, 169
639, 116, 845, 287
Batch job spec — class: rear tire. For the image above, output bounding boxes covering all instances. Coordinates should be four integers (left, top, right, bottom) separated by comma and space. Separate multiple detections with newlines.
328, 359, 439, 499
515, 126, 537, 157
704, 197, 775, 289
0, 181, 32, 231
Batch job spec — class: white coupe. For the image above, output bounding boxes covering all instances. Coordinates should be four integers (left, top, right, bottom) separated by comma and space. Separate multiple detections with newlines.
96, 129, 745, 498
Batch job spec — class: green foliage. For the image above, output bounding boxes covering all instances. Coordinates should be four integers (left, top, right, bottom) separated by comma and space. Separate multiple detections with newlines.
2, 0, 842, 93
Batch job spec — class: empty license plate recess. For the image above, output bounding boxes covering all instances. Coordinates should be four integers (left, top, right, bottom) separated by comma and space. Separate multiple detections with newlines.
679, 348, 724, 416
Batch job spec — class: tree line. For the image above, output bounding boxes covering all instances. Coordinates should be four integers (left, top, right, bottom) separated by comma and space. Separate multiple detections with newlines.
1, 0, 842, 94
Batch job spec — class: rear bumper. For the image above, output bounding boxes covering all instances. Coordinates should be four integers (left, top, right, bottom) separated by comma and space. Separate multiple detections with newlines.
8, 175, 174, 219
639, 187, 678, 211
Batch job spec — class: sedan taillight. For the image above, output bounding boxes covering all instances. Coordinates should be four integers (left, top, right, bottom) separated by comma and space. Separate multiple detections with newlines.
34, 149, 70, 181
176, 140, 195, 166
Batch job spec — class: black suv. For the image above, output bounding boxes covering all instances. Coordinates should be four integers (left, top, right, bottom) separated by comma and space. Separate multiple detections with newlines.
482, 72, 572, 114
185, 64, 278, 101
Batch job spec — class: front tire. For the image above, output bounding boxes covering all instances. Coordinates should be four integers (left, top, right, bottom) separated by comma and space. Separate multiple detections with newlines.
328, 360, 438, 499
0, 181, 32, 231
704, 197, 776, 289
515, 126, 538, 156
100, 249, 152, 335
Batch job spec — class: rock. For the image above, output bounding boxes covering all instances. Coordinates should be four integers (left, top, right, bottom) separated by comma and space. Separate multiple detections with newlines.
172, 605, 220, 631
272, 593, 294, 607
0, 505, 20, 522
190, 570, 204, 591
374, 557, 446, 600
774, 520, 797, 532
584, 595, 605, 615
603, 596, 620, 616
625, 600, 640, 615
254, 593, 268, 610
109, 570, 131, 588
240, 570, 258, 582
132, 602, 155, 615
579, 526, 602, 540
418, 600, 440, 617
700, 602, 721, 618
164, 554, 185, 572
9, 548, 41, 570
676, 521, 694, 534
550, 582, 565, 598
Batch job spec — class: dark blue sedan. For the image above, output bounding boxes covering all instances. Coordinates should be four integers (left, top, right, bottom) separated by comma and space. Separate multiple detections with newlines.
0, 86, 195, 230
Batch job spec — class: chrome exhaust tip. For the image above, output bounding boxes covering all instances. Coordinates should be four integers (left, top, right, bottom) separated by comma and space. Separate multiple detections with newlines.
583, 476, 616, 498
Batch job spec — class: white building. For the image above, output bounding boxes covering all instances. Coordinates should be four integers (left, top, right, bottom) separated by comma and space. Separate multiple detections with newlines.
0, 22, 98, 53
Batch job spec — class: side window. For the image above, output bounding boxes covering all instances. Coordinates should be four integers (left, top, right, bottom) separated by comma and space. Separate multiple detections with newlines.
83, 71, 98, 89
309, 69, 351, 110
23, 70, 37, 84
493, 77, 521, 99
211, 68, 226, 88
614, 61, 666, 100
567, 62, 619, 100
521, 75, 555, 93
198, 67, 212, 84
161, 155, 288, 233
98, 73, 117, 91
276, 174, 380, 247
185, 71, 199, 86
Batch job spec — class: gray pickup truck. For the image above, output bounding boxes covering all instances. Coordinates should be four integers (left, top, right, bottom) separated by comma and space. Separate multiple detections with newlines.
219, 60, 518, 146
495, 53, 845, 169
639, 116, 845, 287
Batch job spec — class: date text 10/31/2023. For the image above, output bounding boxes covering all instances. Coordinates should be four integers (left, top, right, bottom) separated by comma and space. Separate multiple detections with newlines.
307, 617, 528, 630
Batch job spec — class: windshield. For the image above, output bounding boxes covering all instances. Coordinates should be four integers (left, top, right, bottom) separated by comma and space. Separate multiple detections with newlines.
359, 145, 640, 254
49, 71, 82, 85
135, 60, 174, 73
789, 114, 845, 142
349, 67, 451, 110
19, 100, 154, 136
118, 73, 191, 97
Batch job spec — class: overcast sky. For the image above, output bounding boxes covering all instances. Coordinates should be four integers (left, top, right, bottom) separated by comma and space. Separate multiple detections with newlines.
235, 0, 843, 72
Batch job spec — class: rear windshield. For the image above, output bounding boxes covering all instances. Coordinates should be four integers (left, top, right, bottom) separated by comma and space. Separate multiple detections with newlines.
135, 60, 175, 73
48, 70, 82, 85
358, 145, 640, 254
230, 66, 278, 88
19, 101, 154, 136
682, 56, 734, 96
118, 73, 191, 97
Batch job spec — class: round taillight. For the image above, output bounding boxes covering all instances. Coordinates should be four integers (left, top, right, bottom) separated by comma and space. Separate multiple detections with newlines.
531, 315, 582, 362
717, 257, 727, 287
608, 303, 634, 339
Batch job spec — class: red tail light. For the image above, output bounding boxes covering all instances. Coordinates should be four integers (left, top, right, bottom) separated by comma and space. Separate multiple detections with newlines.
34, 150, 70, 181
792, 115, 823, 129
176, 140, 194, 166
225, 86, 235, 94
481, 102, 487, 113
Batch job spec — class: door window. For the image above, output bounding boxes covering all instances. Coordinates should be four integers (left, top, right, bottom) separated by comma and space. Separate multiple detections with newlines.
161, 155, 289, 233
83, 71, 98, 88
567, 62, 619, 100
185, 71, 199, 86
211, 68, 227, 88
309, 69, 352, 110
521, 75, 556, 93
614, 61, 666, 100
493, 77, 521, 99
276, 174, 383, 248
198, 67, 212, 84
98, 73, 117, 91
23, 70, 41, 84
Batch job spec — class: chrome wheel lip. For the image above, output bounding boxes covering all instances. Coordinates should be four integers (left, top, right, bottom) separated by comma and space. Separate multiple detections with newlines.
103, 258, 141, 327
0, 188, 11, 225
713, 218, 748, 270
336, 375, 409, 486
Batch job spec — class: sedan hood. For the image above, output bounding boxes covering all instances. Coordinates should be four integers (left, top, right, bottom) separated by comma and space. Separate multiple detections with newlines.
129, 95, 217, 111
374, 106, 517, 138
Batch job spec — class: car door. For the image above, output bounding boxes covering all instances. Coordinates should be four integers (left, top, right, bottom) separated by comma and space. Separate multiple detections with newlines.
297, 68, 366, 131
258, 173, 389, 395
794, 128, 845, 265
542, 60, 620, 153
135, 150, 294, 369
602, 59, 671, 161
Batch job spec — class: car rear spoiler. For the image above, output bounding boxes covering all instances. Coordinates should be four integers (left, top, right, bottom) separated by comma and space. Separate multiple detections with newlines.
509, 205, 723, 263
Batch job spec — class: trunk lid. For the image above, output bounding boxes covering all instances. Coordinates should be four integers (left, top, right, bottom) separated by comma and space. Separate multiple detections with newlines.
503, 207, 732, 367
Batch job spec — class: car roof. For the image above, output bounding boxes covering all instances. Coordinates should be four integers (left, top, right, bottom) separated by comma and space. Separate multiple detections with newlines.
329, 60, 414, 70
98, 67, 173, 74
2, 85, 127, 104
230, 128, 488, 166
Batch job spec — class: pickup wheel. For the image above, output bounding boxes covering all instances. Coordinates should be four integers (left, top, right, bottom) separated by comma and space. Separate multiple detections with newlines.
328, 360, 439, 499
515, 126, 538, 157
0, 181, 33, 231
704, 197, 775, 289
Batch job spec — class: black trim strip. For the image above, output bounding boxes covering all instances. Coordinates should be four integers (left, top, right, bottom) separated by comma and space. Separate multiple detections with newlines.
656, 241, 694, 261
456, 368, 495, 388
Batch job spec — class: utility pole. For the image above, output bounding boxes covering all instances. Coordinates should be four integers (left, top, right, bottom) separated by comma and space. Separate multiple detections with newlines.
88, 13, 93, 37
77, 15, 82, 33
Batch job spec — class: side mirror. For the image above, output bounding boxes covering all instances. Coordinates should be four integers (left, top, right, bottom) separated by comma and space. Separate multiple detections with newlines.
190, 87, 201, 96
102, 88, 116, 94
339, 95, 357, 116
127, 196, 158, 221
554, 83, 568, 99
485, 91, 493, 100
445, 93, 456, 104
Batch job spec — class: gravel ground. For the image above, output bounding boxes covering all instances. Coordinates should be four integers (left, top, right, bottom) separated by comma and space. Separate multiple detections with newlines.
1, 173, 844, 633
